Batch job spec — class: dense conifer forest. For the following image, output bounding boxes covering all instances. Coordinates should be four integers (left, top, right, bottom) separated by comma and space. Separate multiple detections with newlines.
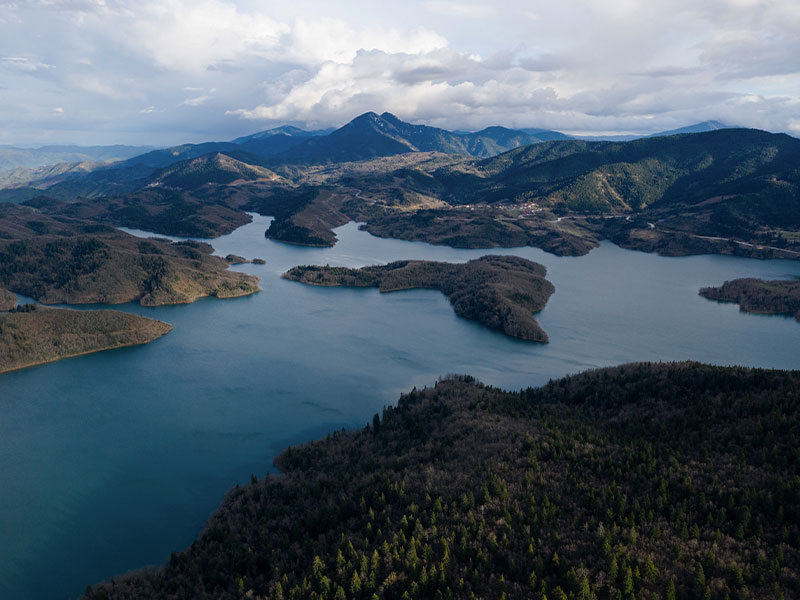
84, 362, 800, 600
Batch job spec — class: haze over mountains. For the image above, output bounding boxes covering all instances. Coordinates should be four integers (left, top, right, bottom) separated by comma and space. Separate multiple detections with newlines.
1, 111, 797, 261
0, 144, 155, 171
0, 114, 739, 186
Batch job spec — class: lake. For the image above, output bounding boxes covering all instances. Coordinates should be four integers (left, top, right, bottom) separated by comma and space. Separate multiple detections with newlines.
2, 214, 800, 600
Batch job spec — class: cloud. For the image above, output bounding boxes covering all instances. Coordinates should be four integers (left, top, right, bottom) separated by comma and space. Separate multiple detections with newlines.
180, 88, 215, 107
422, 1, 492, 18
0, 0, 799, 144
120, 0, 289, 73
1, 56, 54, 72
180, 95, 209, 107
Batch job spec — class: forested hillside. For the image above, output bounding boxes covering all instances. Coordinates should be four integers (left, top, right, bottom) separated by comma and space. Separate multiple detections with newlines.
84, 362, 800, 600
0, 204, 260, 305
700, 279, 800, 322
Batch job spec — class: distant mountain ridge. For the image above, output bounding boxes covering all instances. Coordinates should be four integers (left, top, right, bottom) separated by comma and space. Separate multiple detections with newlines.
0, 144, 155, 171
447, 127, 800, 217
646, 120, 733, 137
269, 112, 567, 163
0, 113, 767, 203
121, 126, 332, 170
231, 125, 334, 144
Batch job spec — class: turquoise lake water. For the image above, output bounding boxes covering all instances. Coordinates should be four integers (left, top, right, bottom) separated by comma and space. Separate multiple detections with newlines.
2, 214, 800, 599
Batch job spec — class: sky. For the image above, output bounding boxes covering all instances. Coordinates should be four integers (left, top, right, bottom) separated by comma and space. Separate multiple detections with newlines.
1, 0, 799, 146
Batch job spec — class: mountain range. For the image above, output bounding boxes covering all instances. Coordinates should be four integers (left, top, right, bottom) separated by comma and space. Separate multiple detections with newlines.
3, 112, 798, 263
0, 115, 742, 192
0, 144, 154, 171
442, 127, 800, 217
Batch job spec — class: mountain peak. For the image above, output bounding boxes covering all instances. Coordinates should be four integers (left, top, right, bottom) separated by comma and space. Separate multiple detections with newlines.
649, 120, 734, 137
352, 111, 382, 123
379, 112, 403, 124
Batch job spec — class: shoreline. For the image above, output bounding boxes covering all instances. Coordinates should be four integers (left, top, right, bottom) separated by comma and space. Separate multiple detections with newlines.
0, 325, 173, 374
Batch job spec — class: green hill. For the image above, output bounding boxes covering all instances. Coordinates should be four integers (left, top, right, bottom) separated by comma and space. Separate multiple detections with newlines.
10, 126, 799, 261
444, 128, 800, 219
82, 362, 800, 599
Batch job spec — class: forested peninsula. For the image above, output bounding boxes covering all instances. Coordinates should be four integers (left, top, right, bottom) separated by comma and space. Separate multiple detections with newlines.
0, 204, 260, 306
700, 278, 800, 322
284, 255, 555, 342
0, 305, 172, 373
83, 362, 800, 600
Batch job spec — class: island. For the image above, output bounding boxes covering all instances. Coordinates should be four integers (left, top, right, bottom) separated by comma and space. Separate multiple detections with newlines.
283, 255, 555, 342
0, 204, 260, 306
83, 362, 800, 600
0, 305, 172, 373
699, 278, 800, 321
0, 287, 15, 311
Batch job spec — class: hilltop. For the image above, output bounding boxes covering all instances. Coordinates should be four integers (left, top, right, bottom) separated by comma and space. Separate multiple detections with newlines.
83, 362, 800, 599
148, 152, 284, 190
270, 112, 562, 164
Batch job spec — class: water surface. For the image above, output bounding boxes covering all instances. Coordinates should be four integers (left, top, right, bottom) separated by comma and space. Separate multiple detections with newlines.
2, 214, 799, 599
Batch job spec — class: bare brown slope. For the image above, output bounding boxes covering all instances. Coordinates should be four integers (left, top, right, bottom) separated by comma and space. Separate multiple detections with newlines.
0, 306, 172, 373
284, 254, 554, 342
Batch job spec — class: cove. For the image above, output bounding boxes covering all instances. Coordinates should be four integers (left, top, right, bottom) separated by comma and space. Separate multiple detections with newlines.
1, 214, 800, 600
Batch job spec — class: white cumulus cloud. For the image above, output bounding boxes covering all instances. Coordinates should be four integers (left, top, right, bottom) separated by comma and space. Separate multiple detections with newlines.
0, 0, 798, 144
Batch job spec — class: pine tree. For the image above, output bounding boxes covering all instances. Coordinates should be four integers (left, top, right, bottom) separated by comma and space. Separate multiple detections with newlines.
665, 578, 676, 600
